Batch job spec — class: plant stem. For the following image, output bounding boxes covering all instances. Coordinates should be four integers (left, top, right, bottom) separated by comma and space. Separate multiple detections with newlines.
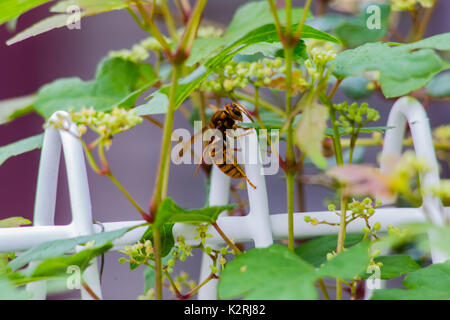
285, 0, 292, 37
186, 273, 216, 298
80, 140, 149, 220
80, 140, 102, 174
164, 269, 184, 299
414, 0, 438, 41
267, 0, 284, 43
212, 222, 242, 255
317, 0, 329, 15
143, 115, 164, 129
150, 64, 182, 300
294, 0, 312, 41
317, 278, 330, 300
151, 64, 182, 216
253, 86, 261, 119
335, 196, 348, 300
81, 281, 101, 300
133, 1, 172, 54
324, 78, 348, 300
106, 172, 148, 221
233, 91, 285, 117
350, 281, 357, 300
296, 153, 306, 212
160, 0, 179, 41
178, 0, 208, 56
284, 45, 296, 252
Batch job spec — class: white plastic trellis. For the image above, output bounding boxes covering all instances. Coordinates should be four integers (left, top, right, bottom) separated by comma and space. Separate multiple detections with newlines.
0, 97, 448, 300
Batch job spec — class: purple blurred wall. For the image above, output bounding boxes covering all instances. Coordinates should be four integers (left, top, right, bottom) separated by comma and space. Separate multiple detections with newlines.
0, 1, 448, 299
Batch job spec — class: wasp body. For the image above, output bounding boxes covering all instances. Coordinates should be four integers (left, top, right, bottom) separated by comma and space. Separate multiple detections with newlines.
183, 103, 256, 189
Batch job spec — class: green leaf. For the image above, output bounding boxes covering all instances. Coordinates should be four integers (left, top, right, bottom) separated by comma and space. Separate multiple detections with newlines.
225, 2, 313, 40
6, 0, 129, 45
0, 95, 36, 125
0, 217, 31, 228
333, 33, 450, 98
140, 223, 175, 258
218, 244, 317, 300
0, 0, 51, 26
317, 240, 371, 280
238, 42, 284, 57
34, 57, 154, 119
134, 91, 168, 116
50, 0, 127, 14
371, 260, 450, 300
7, 14, 80, 46
154, 198, 235, 229
295, 101, 329, 169
0, 278, 31, 300
426, 72, 450, 98
334, 3, 390, 48
8, 226, 132, 271
30, 243, 112, 278
0, 134, 44, 167
143, 266, 155, 292
295, 233, 363, 267
360, 254, 421, 280
138, 9, 339, 116
187, 1, 315, 66
238, 41, 307, 62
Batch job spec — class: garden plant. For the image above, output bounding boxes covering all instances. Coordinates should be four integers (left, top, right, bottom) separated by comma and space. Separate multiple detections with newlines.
0, 0, 449, 301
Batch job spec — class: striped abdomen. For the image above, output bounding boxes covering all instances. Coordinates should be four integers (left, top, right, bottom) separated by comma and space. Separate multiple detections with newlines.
208, 141, 243, 179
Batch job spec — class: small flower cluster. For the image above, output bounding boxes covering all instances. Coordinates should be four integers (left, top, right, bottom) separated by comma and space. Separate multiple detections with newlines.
165, 235, 193, 274
109, 34, 171, 63
430, 179, 450, 204
387, 224, 412, 240
433, 125, 450, 142
207, 245, 234, 274
138, 288, 155, 300
191, 224, 234, 274
168, 271, 197, 295
304, 198, 381, 234
70, 107, 142, 148
304, 41, 338, 79
119, 240, 154, 266
109, 44, 150, 63
200, 58, 286, 93
392, 0, 434, 11
196, 25, 224, 38
194, 224, 213, 246
109, 25, 224, 63
333, 101, 380, 128
309, 46, 337, 66
348, 198, 382, 238
389, 151, 429, 195
348, 198, 381, 221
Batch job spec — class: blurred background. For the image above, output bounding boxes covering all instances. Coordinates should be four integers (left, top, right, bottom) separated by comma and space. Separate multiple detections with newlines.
0, 0, 449, 299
